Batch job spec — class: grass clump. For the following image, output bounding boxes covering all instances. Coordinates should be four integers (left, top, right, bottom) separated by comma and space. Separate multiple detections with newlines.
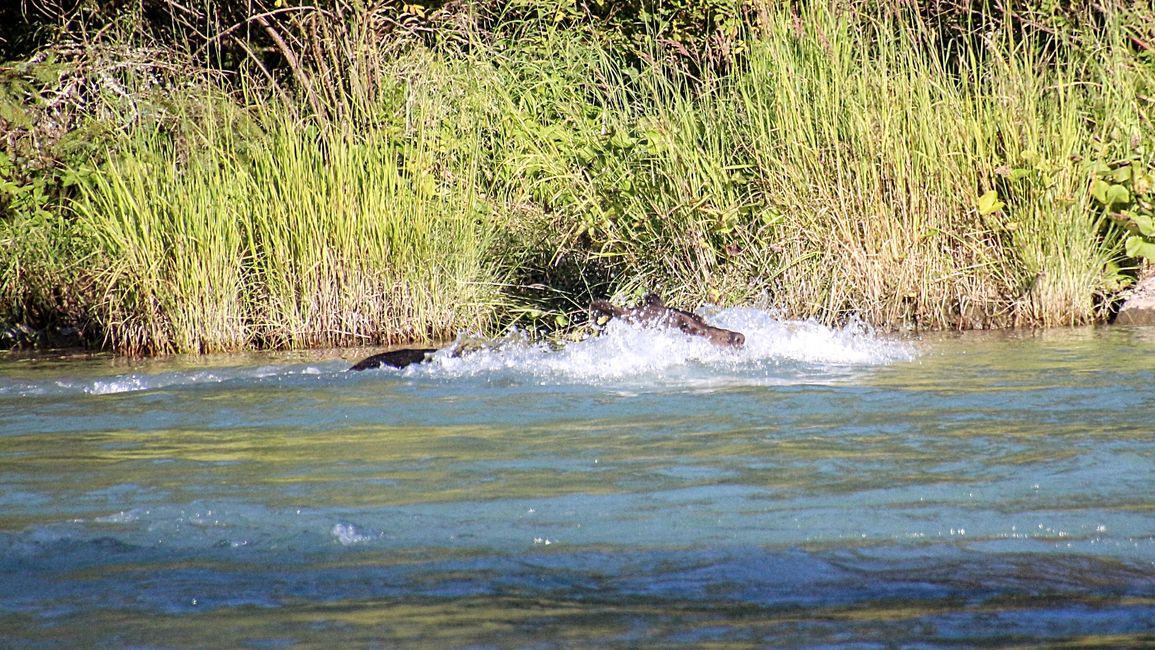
492, 2, 1152, 329
68, 59, 502, 354
724, 3, 1120, 328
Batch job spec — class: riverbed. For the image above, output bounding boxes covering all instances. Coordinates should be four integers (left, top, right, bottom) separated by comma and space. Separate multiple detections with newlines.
3, 309, 1154, 647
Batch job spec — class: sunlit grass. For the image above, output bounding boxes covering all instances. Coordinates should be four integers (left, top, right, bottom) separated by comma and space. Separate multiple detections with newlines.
773, 6, 1130, 327
71, 64, 501, 354
8, 0, 1154, 352
535, 2, 1141, 328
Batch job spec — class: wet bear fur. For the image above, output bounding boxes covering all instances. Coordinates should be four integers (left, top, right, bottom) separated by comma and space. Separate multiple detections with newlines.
589, 294, 744, 348
349, 294, 744, 371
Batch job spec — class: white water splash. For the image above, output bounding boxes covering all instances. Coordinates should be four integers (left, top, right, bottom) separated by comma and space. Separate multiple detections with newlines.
706, 307, 916, 365
331, 522, 380, 546
1, 308, 917, 395
94, 509, 146, 524
415, 307, 916, 384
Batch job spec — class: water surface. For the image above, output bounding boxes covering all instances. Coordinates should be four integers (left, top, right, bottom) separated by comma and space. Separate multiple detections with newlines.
3, 310, 1155, 647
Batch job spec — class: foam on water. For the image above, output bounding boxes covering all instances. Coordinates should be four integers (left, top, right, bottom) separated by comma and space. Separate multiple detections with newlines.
708, 307, 915, 364
330, 522, 383, 546
414, 307, 916, 384
1, 308, 916, 396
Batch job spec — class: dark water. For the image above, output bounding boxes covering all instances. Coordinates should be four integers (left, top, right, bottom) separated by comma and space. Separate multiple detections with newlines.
3, 310, 1155, 648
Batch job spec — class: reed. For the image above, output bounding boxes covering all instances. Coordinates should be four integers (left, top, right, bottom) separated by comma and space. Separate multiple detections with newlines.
74, 125, 247, 353
738, 3, 1146, 328
70, 56, 502, 354
7, 0, 1154, 352
515, 2, 1144, 329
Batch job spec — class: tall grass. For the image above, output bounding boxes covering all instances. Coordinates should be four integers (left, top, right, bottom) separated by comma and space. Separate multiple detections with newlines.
70, 54, 502, 354
495, 2, 1147, 329
7, 0, 1154, 352
725, 3, 1117, 328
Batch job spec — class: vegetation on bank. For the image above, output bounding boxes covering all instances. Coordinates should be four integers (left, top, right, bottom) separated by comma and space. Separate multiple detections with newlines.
1, 1, 1153, 353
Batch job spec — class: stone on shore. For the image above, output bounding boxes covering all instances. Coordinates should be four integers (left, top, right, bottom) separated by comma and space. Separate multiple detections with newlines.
1116, 271, 1155, 326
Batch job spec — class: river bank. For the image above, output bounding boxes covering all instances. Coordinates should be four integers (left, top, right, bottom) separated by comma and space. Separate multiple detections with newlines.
2, 1, 1153, 354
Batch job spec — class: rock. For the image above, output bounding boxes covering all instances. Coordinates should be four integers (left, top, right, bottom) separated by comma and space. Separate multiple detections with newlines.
1, 323, 87, 350
0, 323, 38, 349
1116, 271, 1155, 326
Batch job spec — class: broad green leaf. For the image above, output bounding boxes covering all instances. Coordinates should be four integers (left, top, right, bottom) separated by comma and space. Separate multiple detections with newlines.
1125, 235, 1155, 259
1091, 179, 1110, 205
609, 130, 636, 149
1105, 183, 1131, 206
1131, 213, 1155, 237
576, 146, 597, 165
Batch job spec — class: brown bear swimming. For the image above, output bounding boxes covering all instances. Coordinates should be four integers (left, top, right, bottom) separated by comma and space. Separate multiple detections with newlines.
589, 294, 745, 348
348, 294, 744, 371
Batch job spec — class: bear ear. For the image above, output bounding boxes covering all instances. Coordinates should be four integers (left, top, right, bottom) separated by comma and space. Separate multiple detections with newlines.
642, 293, 665, 308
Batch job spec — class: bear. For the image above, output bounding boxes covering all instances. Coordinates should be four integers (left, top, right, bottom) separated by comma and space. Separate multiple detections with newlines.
589, 294, 745, 347
349, 294, 744, 371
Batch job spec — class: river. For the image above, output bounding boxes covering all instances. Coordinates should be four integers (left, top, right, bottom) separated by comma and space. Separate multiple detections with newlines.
3, 308, 1154, 647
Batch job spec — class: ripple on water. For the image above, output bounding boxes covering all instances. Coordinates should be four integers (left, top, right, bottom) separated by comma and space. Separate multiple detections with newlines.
4, 321, 1155, 648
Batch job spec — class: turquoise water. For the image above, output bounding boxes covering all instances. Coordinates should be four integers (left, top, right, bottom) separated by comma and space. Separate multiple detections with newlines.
2, 309, 1155, 648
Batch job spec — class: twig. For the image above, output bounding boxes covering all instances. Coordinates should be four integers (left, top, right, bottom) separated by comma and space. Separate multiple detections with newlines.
252, 12, 325, 120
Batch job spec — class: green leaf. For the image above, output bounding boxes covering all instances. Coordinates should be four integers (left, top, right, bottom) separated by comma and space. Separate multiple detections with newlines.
1103, 259, 1132, 292
1125, 235, 1155, 260
576, 145, 597, 165
1091, 179, 1110, 205
413, 171, 436, 197
1131, 213, 1155, 237
609, 130, 636, 149
976, 190, 1004, 216
1105, 183, 1131, 206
